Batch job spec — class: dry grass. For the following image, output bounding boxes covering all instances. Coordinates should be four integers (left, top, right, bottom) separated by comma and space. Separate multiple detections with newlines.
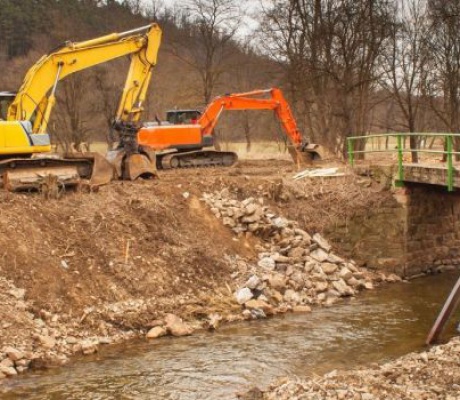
221, 141, 292, 160
86, 141, 292, 161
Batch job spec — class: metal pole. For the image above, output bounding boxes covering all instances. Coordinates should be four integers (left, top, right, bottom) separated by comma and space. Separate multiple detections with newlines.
427, 274, 460, 344
447, 135, 454, 192
397, 134, 404, 186
347, 138, 354, 167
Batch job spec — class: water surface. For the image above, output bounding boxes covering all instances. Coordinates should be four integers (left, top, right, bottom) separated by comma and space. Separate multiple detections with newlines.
1, 272, 459, 400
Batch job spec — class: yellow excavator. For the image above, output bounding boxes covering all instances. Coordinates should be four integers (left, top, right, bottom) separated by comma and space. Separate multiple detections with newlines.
0, 23, 162, 190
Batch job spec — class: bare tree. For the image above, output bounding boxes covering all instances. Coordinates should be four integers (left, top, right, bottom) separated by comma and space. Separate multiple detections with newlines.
381, 0, 430, 162
143, 0, 166, 20
169, 0, 243, 105
93, 66, 125, 146
427, 0, 460, 157
52, 73, 97, 151
259, 0, 393, 158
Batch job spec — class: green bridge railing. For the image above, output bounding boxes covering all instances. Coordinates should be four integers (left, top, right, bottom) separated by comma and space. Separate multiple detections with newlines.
347, 133, 460, 192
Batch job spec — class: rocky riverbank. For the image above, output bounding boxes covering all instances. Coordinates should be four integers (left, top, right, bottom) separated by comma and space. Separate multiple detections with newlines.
202, 189, 400, 316
0, 180, 395, 382
248, 336, 460, 400
1, 161, 453, 389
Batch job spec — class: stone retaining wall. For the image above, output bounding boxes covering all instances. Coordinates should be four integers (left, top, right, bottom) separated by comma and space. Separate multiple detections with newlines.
327, 184, 460, 277
405, 184, 460, 276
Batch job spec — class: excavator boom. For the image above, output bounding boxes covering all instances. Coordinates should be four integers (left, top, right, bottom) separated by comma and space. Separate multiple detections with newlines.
8, 24, 161, 132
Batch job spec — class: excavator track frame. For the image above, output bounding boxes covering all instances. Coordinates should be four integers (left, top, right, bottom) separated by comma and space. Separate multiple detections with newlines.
158, 150, 238, 169
0, 157, 91, 191
0, 152, 115, 191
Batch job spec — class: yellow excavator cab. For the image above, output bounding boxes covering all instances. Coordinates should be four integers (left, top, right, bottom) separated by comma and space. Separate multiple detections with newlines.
0, 120, 51, 154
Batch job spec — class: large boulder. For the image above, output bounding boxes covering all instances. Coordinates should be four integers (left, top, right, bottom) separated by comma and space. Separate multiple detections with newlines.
146, 326, 167, 339
165, 314, 193, 337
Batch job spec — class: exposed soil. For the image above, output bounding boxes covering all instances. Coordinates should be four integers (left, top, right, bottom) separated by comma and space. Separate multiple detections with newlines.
0, 159, 448, 386
0, 161, 385, 353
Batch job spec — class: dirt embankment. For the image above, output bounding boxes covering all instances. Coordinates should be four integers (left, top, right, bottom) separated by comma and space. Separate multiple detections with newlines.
0, 160, 447, 384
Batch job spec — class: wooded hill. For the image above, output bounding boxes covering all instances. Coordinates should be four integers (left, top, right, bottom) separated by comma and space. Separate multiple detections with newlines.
0, 0, 281, 150
2, 0, 459, 158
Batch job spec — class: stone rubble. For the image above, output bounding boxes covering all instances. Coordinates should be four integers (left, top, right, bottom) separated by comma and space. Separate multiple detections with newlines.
203, 189, 399, 318
257, 336, 460, 400
0, 275, 198, 380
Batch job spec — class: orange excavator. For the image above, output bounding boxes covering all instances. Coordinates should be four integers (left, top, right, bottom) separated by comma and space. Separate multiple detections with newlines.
137, 88, 322, 169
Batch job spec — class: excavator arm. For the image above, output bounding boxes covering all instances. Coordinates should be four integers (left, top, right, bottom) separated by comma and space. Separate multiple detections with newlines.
8, 24, 161, 134
198, 88, 304, 147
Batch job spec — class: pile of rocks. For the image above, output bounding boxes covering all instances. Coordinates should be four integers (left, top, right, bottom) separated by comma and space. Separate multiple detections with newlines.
258, 336, 460, 400
0, 275, 214, 381
0, 278, 145, 380
203, 189, 399, 317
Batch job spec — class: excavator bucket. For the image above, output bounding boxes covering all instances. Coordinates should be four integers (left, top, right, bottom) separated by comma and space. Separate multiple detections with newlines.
106, 149, 157, 180
64, 152, 115, 186
123, 153, 157, 180
0, 152, 115, 192
288, 144, 322, 169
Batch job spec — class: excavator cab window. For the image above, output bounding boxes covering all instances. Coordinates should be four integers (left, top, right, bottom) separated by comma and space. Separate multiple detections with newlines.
0, 92, 15, 120
166, 110, 201, 125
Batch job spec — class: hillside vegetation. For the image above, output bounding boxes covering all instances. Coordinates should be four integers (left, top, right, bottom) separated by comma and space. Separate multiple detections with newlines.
2, 0, 460, 159
0, 0, 281, 150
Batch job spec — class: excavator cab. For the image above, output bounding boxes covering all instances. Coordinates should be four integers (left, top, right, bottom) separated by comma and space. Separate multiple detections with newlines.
166, 110, 201, 125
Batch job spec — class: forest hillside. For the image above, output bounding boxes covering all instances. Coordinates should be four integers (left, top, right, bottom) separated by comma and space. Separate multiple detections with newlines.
1, 0, 459, 158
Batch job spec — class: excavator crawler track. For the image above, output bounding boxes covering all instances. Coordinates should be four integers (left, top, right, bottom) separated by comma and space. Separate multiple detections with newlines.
158, 150, 238, 170
0, 154, 114, 191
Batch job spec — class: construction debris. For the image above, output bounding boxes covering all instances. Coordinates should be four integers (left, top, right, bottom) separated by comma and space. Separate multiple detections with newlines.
293, 167, 345, 181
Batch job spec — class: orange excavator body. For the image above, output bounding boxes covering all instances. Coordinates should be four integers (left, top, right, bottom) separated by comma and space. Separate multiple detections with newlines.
137, 88, 321, 169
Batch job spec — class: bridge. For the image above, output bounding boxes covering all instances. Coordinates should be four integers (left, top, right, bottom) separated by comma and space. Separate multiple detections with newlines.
343, 131, 460, 278
347, 133, 460, 344
347, 133, 460, 191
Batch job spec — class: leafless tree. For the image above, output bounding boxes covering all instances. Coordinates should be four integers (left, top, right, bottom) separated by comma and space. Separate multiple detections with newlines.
381, 0, 431, 162
427, 0, 460, 157
142, 0, 166, 20
52, 73, 97, 151
93, 65, 125, 145
169, 0, 243, 105
259, 0, 393, 158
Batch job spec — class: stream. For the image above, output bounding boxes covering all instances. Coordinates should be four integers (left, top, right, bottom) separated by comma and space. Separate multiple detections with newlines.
1, 272, 459, 400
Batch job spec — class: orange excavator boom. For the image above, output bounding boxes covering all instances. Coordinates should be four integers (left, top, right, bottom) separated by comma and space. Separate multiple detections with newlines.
197, 88, 303, 145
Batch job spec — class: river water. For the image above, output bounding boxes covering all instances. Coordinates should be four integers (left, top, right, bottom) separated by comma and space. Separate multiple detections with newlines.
1, 272, 459, 400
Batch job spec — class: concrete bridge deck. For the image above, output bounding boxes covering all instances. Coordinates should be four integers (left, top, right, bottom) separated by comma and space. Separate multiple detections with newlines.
401, 163, 460, 190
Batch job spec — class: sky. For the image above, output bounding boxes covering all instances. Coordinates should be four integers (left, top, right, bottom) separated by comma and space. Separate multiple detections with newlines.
143, 0, 264, 38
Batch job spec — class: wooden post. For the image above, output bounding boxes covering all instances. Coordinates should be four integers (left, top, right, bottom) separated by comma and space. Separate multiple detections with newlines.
426, 275, 460, 345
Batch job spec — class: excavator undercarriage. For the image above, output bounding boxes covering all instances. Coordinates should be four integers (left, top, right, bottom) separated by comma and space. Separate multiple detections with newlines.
0, 152, 115, 191
158, 149, 238, 169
